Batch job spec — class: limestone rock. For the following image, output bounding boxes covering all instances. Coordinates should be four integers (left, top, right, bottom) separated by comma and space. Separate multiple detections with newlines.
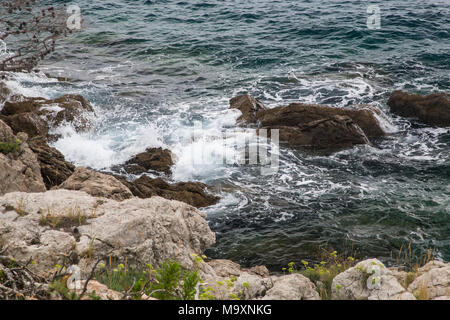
331, 259, 416, 300
57, 167, 133, 201
0, 119, 46, 195
197, 259, 273, 300
77, 280, 122, 300
0, 190, 215, 279
261, 274, 320, 300
387, 91, 450, 127
408, 261, 450, 300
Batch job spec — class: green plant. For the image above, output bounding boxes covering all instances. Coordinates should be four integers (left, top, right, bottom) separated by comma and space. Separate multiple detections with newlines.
149, 260, 186, 300
49, 280, 79, 300
39, 207, 88, 230
0, 139, 21, 155
286, 248, 357, 299
96, 259, 201, 300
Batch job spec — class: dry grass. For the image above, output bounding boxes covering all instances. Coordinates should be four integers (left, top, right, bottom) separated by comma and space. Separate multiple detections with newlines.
39, 206, 89, 230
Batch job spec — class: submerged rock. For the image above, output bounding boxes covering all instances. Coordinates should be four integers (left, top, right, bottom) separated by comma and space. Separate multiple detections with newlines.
229, 94, 388, 150
123, 147, 174, 175
387, 90, 450, 127
57, 167, 133, 202
0, 119, 46, 195
0, 189, 215, 279
28, 136, 75, 189
0, 94, 95, 140
116, 175, 219, 208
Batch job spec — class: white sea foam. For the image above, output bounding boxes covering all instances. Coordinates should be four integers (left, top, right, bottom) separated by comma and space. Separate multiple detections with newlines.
52, 124, 164, 170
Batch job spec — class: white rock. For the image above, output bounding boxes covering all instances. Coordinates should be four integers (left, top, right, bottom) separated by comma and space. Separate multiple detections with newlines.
0, 190, 215, 278
261, 274, 320, 300
331, 259, 416, 300
408, 261, 450, 300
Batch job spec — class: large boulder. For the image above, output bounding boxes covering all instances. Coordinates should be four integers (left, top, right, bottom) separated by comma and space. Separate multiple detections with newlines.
0, 119, 46, 195
0, 94, 95, 140
57, 167, 133, 201
117, 175, 219, 208
387, 91, 450, 127
407, 261, 450, 300
229, 94, 388, 150
266, 115, 370, 150
261, 274, 320, 300
123, 147, 174, 175
0, 189, 215, 279
331, 259, 416, 300
28, 136, 75, 189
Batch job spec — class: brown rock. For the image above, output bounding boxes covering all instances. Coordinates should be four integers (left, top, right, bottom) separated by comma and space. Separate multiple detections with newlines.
0, 112, 49, 138
117, 175, 219, 208
387, 90, 450, 127
1, 94, 95, 139
229, 94, 267, 124
0, 120, 46, 195
124, 147, 174, 174
256, 102, 386, 138
57, 167, 133, 201
229, 94, 385, 150
28, 136, 75, 189
265, 115, 370, 150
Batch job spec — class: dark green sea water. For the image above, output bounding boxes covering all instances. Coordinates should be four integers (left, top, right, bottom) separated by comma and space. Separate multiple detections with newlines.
5, 0, 449, 270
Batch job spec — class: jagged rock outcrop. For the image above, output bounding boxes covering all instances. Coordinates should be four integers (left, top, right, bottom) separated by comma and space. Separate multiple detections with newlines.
0, 190, 215, 279
331, 259, 416, 300
407, 261, 450, 300
230, 94, 388, 150
28, 136, 75, 189
116, 175, 219, 208
387, 91, 450, 127
0, 119, 46, 195
57, 167, 133, 201
123, 147, 174, 175
0, 94, 95, 140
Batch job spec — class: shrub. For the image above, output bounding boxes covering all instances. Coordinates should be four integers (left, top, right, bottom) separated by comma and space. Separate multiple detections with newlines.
0, 139, 21, 155
95, 259, 201, 300
284, 248, 357, 300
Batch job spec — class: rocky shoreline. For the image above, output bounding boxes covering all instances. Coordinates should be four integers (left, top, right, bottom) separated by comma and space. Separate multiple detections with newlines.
0, 73, 449, 300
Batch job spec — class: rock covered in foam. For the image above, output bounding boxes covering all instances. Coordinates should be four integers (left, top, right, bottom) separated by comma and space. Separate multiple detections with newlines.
0, 93, 95, 140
